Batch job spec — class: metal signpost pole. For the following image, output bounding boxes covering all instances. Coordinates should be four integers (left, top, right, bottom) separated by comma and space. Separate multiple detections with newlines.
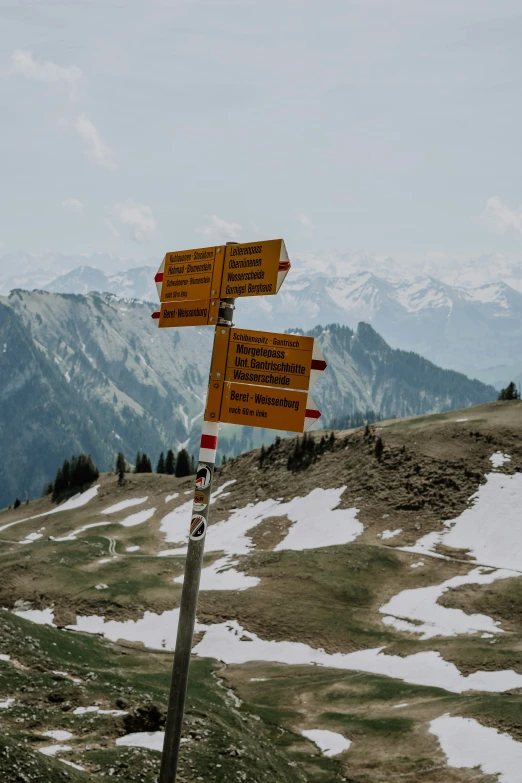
159, 294, 235, 783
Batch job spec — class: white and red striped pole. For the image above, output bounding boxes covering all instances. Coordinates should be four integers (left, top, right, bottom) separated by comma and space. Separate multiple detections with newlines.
159, 283, 236, 783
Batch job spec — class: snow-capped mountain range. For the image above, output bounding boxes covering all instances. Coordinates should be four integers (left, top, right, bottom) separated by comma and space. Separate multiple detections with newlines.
1, 252, 521, 387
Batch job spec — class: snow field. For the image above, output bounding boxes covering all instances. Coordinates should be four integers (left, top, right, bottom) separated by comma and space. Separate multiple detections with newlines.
0, 484, 100, 534
403, 468, 522, 572
60, 610, 522, 694
429, 715, 522, 783
102, 497, 148, 514
380, 566, 512, 639
301, 729, 351, 757
160, 487, 361, 592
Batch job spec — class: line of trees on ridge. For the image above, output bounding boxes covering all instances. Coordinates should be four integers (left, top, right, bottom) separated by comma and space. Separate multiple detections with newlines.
116, 448, 195, 485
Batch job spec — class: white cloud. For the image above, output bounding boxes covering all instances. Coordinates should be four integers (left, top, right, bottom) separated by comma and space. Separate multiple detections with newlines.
61, 198, 84, 214
74, 114, 115, 170
198, 215, 243, 242
481, 196, 522, 237
8, 50, 82, 86
113, 201, 157, 243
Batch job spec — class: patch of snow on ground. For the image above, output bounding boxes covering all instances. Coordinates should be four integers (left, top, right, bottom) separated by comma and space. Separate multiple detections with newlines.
159, 500, 193, 544
274, 488, 361, 551
0, 485, 100, 533
490, 452, 511, 469
410, 561, 424, 568
49, 485, 100, 512
43, 730, 73, 741
31, 607, 522, 694
116, 731, 166, 752
455, 418, 468, 422
0, 654, 10, 662
126, 545, 140, 552
212, 480, 237, 499
429, 714, 522, 783
39, 744, 72, 756
165, 487, 358, 556
19, 532, 43, 545
14, 608, 55, 626
120, 508, 156, 527
52, 521, 111, 542
302, 729, 351, 757
380, 566, 511, 639
175, 556, 260, 591
53, 671, 81, 684
73, 705, 127, 715
192, 620, 522, 693
68, 609, 194, 652
95, 584, 109, 590
165, 493, 179, 503
61, 759, 85, 771
380, 529, 402, 540
403, 470, 522, 571
0, 698, 15, 708
102, 497, 148, 514
392, 703, 408, 709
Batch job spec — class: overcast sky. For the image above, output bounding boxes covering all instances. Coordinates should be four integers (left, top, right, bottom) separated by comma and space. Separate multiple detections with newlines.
1, 0, 522, 278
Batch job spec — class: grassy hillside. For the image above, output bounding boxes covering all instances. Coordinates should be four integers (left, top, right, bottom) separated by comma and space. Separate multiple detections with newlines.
0, 400, 521, 781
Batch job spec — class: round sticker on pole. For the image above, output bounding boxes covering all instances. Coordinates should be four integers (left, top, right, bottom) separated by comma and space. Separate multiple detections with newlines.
190, 513, 206, 541
195, 464, 211, 490
193, 490, 208, 512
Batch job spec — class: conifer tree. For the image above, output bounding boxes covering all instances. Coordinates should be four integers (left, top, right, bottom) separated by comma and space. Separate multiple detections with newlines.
175, 448, 191, 478
498, 381, 520, 400
375, 436, 384, 461
116, 452, 126, 485
13, 498, 21, 509
156, 452, 166, 474
190, 454, 196, 474
141, 454, 152, 473
52, 467, 66, 501
135, 452, 142, 474
62, 459, 71, 491
165, 449, 175, 475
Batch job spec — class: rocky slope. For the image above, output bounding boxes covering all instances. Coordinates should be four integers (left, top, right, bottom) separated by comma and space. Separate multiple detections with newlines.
0, 401, 521, 782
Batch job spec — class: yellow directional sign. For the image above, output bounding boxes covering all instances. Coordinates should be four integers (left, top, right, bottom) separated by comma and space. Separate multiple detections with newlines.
209, 327, 327, 392
220, 239, 290, 298
154, 240, 290, 306
155, 246, 225, 303
204, 326, 326, 431
153, 298, 220, 328
225, 329, 315, 391
218, 382, 320, 433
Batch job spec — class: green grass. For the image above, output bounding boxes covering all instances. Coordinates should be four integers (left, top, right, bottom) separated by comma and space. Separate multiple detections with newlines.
321, 712, 414, 735
0, 610, 346, 782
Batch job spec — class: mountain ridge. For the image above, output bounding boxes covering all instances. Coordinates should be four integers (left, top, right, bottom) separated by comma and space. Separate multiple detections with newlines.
0, 290, 496, 509
4, 259, 521, 383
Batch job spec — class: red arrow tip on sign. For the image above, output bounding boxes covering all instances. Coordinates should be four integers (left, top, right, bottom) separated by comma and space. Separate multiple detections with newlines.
311, 359, 327, 371
151, 311, 160, 320
305, 408, 321, 420
155, 272, 164, 283
278, 259, 291, 272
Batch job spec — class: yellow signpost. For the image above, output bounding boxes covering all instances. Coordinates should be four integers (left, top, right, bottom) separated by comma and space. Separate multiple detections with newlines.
155, 239, 325, 783
219, 382, 320, 432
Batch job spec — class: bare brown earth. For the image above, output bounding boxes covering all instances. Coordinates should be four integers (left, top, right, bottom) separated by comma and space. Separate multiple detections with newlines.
0, 399, 522, 781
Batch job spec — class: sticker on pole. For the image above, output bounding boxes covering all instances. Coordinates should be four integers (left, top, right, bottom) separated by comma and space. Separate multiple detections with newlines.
193, 490, 208, 512
195, 464, 211, 489
189, 514, 207, 540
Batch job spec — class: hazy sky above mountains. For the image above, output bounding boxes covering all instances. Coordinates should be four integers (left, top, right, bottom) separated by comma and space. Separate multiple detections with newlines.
1, 0, 522, 279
